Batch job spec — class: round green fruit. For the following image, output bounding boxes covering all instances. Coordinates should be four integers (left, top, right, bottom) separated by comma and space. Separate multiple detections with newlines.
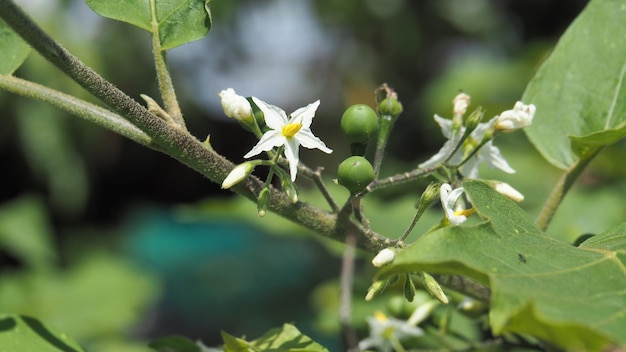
337, 156, 374, 193
340, 104, 378, 144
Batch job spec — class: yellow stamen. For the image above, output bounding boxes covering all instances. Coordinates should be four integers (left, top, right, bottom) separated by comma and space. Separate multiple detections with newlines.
374, 311, 388, 322
282, 123, 302, 138
453, 207, 475, 217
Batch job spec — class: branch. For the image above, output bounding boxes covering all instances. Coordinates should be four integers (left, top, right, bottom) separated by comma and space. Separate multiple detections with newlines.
0, 0, 391, 252
0, 75, 152, 146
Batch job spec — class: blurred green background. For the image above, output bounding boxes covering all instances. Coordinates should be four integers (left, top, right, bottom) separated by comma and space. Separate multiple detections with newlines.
3, 0, 625, 350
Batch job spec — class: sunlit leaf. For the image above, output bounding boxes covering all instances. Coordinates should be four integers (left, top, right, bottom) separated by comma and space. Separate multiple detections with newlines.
0, 18, 31, 74
522, 0, 626, 169
0, 314, 85, 352
375, 181, 626, 351
84, 0, 212, 50
222, 324, 329, 352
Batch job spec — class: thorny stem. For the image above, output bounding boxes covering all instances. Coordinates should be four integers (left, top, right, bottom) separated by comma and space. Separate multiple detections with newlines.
365, 167, 437, 194
297, 164, 339, 212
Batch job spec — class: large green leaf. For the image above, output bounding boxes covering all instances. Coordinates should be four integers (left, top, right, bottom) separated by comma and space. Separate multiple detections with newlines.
84, 0, 211, 50
522, 0, 626, 169
222, 324, 329, 352
375, 181, 626, 350
0, 18, 31, 74
0, 314, 85, 352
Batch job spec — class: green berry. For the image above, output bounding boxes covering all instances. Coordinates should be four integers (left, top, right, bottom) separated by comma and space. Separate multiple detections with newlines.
337, 156, 374, 193
340, 104, 379, 144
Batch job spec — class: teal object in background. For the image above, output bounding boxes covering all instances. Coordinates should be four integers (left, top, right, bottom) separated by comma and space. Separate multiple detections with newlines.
122, 209, 339, 345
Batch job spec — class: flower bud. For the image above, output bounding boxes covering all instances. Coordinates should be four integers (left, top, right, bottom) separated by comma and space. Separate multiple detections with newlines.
365, 280, 388, 301
257, 188, 270, 217
422, 272, 448, 304
463, 107, 484, 132
452, 92, 471, 117
378, 96, 403, 117
372, 248, 395, 267
221, 162, 254, 189
281, 177, 298, 204
218, 88, 253, 122
403, 274, 416, 302
495, 101, 535, 132
493, 181, 524, 202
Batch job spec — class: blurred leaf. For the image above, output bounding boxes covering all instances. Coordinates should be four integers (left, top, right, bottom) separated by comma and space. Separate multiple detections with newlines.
16, 104, 89, 217
523, 0, 626, 170
375, 181, 626, 350
222, 324, 329, 352
0, 19, 31, 74
84, 0, 212, 50
149, 335, 200, 352
0, 254, 160, 343
0, 314, 85, 352
0, 196, 56, 270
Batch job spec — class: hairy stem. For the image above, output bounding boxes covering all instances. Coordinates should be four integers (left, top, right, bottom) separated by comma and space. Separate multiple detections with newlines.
149, 0, 185, 129
0, 75, 152, 146
535, 150, 600, 231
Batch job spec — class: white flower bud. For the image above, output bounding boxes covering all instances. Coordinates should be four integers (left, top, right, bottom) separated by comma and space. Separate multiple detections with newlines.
372, 248, 396, 267
494, 182, 524, 202
495, 101, 535, 132
218, 88, 253, 122
452, 93, 471, 116
221, 162, 254, 189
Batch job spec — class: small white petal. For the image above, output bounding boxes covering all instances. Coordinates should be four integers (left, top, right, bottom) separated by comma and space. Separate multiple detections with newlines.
283, 138, 300, 181
252, 97, 288, 130
372, 248, 395, 267
452, 93, 471, 116
478, 142, 515, 174
295, 129, 333, 153
494, 182, 524, 202
495, 101, 535, 132
290, 100, 320, 129
243, 130, 285, 158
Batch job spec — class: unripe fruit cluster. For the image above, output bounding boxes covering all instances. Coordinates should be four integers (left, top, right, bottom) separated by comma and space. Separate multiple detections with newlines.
337, 104, 379, 193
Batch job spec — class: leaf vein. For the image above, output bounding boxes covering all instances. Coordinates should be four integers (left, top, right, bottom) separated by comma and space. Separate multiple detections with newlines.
605, 58, 626, 129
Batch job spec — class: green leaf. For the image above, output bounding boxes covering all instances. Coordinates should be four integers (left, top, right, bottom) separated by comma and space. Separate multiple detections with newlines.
0, 18, 31, 74
222, 324, 329, 352
0, 314, 85, 352
522, 0, 626, 169
84, 0, 212, 50
0, 196, 56, 270
375, 181, 626, 350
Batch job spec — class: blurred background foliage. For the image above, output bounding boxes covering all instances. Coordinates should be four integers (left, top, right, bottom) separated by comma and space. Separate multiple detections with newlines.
2, 0, 625, 350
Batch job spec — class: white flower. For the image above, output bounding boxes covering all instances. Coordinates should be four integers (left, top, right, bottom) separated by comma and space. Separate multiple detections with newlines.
359, 311, 423, 352
493, 181, 524, 202
495, 101, 536, 132
221, 162, 254, 189
439, 183, 472, 226
218, 88, 253, 122
372, 248, 395, 267
419, 114, 515, 178
244, 97, 332, 181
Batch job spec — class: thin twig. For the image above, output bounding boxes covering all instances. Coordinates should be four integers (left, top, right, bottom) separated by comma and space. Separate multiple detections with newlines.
340, 231, 360, 352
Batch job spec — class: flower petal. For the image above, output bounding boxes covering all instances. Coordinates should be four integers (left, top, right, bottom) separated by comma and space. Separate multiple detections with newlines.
418, 140, 454, 169
433, 114, 454, 138
295, 129, 333, 153
478, 142, 516, 174
290, 100, 320, 129
252, 97, 288, 130
283, 138, 300, 181
243, 130, 285, 158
